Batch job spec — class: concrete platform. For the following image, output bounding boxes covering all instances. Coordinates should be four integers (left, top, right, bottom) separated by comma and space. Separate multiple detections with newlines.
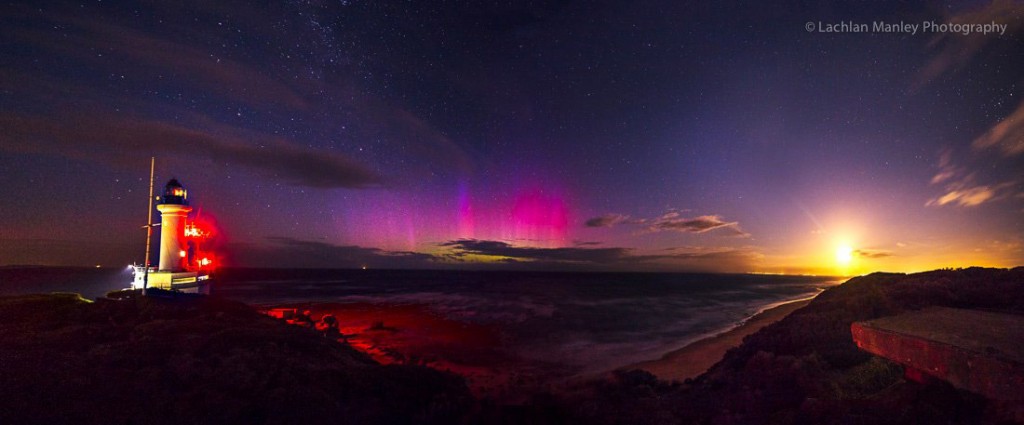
851, 307, 1024, 401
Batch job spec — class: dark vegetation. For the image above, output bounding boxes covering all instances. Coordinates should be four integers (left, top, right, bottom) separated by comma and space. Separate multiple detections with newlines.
0, 292, 471, 425
1, 267, 1021, 424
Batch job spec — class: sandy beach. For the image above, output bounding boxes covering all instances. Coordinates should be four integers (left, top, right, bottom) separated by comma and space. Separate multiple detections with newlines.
624, 298, 812, 382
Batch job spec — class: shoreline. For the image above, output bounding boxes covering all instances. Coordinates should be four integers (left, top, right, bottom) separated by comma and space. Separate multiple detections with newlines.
622, 297, 813, 382
260, 295, 821, 395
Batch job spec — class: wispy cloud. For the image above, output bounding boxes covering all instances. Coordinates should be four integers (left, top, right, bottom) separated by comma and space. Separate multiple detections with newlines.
229, 237, 438, 268
647, 213, 750, 237
926, 148, 1019, 208
972, 101, 1024, 158
441, 239, 636, 264
0, 113, 384, 189
927, 185, 1000, 207
0, 6, 474, 186
916, 2, 1024, 209
439, 239, 760, 271
853, 249, 894, 259
585, 210, 750, 237
913, 0, 1024, 91
5, 13, 310, 109
584, 214, 630, 227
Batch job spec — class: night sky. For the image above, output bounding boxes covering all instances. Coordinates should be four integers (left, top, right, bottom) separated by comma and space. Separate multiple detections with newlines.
2, 1, 1022, 274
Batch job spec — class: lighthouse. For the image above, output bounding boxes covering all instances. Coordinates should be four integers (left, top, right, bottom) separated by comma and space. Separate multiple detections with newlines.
131, 177, 214, 294
157, 179, 191, 272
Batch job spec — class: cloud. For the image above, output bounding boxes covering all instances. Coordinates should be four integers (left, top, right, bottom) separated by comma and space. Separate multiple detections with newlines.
584, 210, 750, 237
926, 148, 1020, 208
0, 7, 475, 185
648, 214, 750, 237
439, 239, 760, 271
913, 0, 1024, 90
927, 186, 996, 207
584, 214, 630, 227
853, 249, 894, 259
441, 239, 635, 263
0, 113, 384, 189
926, 170, 1017, 208
929, 148, 961, 184
5, 13, 310, 109
929, 150, 962, 185
972, 101, 1024, 157
233, 237, 746, 271
915, 3, 1024, 209
383, 108, 476, 176
228, 237, 439, 268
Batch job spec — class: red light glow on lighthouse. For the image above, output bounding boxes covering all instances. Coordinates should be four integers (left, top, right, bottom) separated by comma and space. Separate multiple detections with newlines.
182, 221, 217, 271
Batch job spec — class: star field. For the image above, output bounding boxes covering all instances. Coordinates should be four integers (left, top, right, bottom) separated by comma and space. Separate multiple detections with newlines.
1, 1, 1021, 273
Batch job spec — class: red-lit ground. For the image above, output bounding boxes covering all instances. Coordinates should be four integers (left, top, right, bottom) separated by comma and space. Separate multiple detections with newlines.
262, 302, 565, 401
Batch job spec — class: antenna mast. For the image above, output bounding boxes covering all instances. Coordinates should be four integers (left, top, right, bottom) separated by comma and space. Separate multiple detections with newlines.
143, 157, 155, 291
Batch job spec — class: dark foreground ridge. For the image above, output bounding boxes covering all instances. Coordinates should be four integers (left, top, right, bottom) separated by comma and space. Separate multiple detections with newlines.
0, 292, 471, 425
559, 267, 1024, 424
1, 267, 1022, 424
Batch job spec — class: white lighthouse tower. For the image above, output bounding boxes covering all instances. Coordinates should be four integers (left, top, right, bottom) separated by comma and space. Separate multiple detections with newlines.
157, 179, 191, 272
132, 178, 213, 294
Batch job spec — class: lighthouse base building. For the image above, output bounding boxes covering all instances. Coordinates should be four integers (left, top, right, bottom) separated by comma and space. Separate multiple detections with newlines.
132, 269, 211, 293
131, 178, 213, 294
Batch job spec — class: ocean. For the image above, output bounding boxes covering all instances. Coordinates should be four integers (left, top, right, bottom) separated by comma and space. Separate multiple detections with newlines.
0, 267, 839, 376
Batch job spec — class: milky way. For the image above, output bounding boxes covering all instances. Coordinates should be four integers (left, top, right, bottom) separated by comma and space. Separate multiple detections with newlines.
1, 1, 1021, 273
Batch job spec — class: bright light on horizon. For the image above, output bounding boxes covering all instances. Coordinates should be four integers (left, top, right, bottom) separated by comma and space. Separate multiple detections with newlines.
836, 245, 854, 265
